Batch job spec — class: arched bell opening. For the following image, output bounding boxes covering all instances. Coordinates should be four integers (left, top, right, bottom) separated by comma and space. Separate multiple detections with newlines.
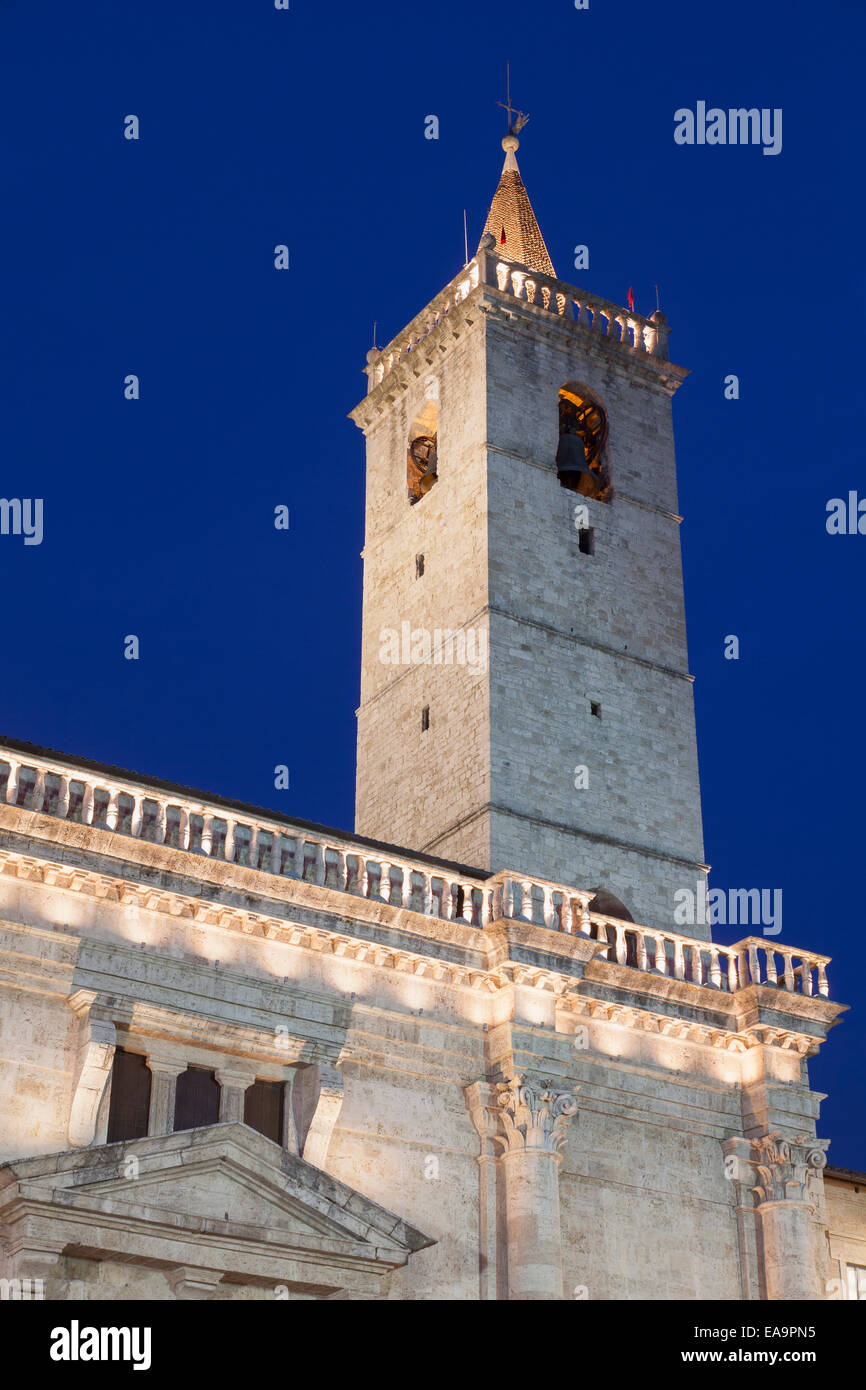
556, 383, 611, 501
586, 890, 635, 960
407, 400, 438, 505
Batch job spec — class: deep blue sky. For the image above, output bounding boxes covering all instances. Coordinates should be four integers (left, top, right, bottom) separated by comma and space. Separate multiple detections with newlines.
2, 1, 864, 1165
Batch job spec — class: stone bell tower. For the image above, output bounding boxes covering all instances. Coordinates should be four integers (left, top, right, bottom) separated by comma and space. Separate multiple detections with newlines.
351, 130, 708, 933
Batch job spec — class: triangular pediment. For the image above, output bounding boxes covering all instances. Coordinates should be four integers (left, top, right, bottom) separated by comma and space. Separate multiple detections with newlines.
0, 1123, 433, 1295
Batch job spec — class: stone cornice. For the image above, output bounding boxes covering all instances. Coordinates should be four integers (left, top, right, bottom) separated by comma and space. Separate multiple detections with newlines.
0, 836, 839, 1068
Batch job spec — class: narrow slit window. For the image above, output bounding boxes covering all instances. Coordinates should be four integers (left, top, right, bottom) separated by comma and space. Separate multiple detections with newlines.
415, 554, 425, 578
578, 526, 595, 555
590, 701, 602, 719
421, 706, 430, 732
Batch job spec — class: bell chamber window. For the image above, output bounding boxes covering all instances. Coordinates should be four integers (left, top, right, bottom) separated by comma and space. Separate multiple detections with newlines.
407, 400, 438, 504
556, 383, 611, 501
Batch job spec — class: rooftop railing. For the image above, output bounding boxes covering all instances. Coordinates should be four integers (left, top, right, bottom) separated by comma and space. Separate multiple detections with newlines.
365, 250, 672, 394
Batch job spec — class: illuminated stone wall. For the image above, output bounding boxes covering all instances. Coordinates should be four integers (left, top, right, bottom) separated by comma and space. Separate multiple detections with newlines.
0, 786, 846, 1301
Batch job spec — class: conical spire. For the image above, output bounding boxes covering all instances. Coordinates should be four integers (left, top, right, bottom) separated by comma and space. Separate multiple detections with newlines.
478, 134, 555, 279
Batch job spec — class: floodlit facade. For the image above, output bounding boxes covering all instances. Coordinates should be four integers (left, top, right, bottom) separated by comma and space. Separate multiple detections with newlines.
0, 135, 863, 1301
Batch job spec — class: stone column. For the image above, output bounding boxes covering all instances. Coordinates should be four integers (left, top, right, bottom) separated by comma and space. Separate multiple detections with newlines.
493, 1075, 577, 1301
147, 1060, 187, 1137
753, 1134, 827, 1301
464, 1081, 501, 1301
215, 1066, 257, 1124
725, 1132, 828, 1301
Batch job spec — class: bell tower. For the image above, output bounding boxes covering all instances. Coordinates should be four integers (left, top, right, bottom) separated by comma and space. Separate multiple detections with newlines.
351, 129, 708, 934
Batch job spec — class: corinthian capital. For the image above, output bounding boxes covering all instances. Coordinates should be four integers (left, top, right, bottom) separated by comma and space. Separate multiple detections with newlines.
493, 1075, 578, 1156
749, 1132, 828, 1205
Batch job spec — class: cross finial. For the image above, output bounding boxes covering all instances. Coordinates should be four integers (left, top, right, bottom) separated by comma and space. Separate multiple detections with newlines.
496, 61, 529, 137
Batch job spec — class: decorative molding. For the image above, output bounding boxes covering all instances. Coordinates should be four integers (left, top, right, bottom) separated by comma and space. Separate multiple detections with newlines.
301, 1064, 345, 1170
66, 996, 116, 1148
493, 1075, 578, 1157
749, 1133, 829, 1206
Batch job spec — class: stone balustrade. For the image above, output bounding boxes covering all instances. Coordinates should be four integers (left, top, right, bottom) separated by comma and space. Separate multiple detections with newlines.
366, 262, 482, 393
366, 251, 670, 394
488, 876, 830, 999
0, 748, 830, 1000
0, 749, 491, 929
481, 255, 669, 361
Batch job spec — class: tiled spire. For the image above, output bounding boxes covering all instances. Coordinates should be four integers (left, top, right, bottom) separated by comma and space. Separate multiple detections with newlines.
477, 134, 555, 278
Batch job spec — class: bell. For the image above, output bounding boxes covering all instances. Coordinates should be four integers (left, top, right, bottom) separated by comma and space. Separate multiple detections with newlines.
555, 432, 599, 495
408, 436, 438, 501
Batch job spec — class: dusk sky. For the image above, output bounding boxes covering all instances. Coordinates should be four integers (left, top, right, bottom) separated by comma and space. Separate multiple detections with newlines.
2, 0, 864, 1165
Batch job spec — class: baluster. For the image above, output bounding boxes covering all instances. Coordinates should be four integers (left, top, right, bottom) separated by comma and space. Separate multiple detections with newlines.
748, 942, 761, 985
542, 887, 552, 928
471, 886, 483, 925
155, 801, 167, 844
30, 767, 45, 811
5, 760, 20, 805
365, 859, 381, 898
673, 938, 685, 980
738, 948, 750, 988
765, 949, 778, 985
224, 819, 236, 863
56, 775, 70, 819
323, 847, 340, 889
247, 824, 259, 870
130, 794, 143, 838
614, 924, 627, 965
784, 951, 795, 991
532, 882, 543, 924
179, 807, 190, 851
802, 959, 814, 997
726, 951, 738, 991
655, 933, 668, 975
818, 963, 829, 998
105, 789, 119, 831
82, 783, 95, 825
577, 299, 590, 327
270, 835, 283, 874
389, 864, 405, 907
637, 930, 648, 971
201, 814, 213, 855
691, 947, 703, 985
709, 948, 722, 988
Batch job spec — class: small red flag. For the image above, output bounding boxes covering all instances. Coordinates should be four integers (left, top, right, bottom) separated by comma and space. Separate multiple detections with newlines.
627, 286, 634, 310
500, 226, 507, 245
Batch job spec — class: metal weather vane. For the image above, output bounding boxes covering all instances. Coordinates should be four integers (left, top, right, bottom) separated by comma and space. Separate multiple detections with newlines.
497, 62, 530, 137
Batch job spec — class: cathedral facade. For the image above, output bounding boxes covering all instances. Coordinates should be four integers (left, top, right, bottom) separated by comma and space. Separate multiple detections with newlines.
0, 135, 863, 1302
